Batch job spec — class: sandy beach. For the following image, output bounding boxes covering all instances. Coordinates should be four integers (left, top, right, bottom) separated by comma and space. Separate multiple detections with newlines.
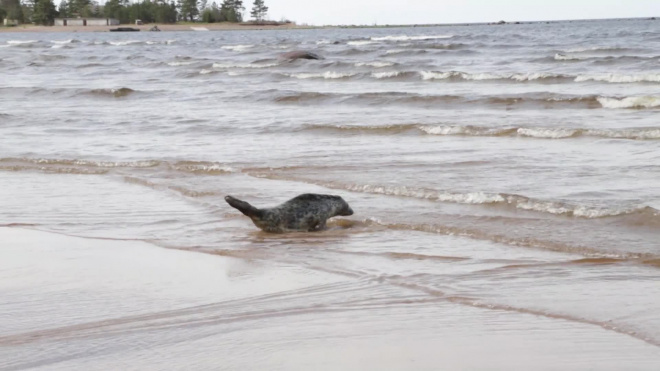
0, 23, 306, 33
2, 227, 660, 370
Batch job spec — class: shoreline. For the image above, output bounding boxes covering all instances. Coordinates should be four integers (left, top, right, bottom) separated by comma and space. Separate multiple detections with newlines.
0, 22, 311, 33
0, 16, 655, 33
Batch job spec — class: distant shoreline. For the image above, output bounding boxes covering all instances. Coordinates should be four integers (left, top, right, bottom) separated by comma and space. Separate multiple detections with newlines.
0, 16, 655, 33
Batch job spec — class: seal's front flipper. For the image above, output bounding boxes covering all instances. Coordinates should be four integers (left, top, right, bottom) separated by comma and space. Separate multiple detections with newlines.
225, 196, 263, 219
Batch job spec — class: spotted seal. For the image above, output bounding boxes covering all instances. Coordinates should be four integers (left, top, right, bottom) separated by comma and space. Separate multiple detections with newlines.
225, 194, 353, 233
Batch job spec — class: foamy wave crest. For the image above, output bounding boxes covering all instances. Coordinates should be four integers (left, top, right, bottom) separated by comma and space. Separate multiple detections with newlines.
516, 128, 580, 138
355, 62, 395, 68
199, 69, 216, 75
322, 181, 659, 219
287, 71, 357, 79
212, 62, 279, 69
170, 161, 236, 174
50, 39, 79, 45
0, 157, 160, 174
347, 40, 376, 46
315, 123, 660, 141
109, 40, 143, 46
575, 73, 660, 83
420, 71, 568, 82
221, 45, 254, 52
168, 61, 195, 66
385, 49, 406, 55
7, 40, 39, 45
342, 184, 505, 204
372, 35, 453, 41
371, 71, 404, 79
598, 96, 660, 109
554, 53, 586, 61
316, 40, 331, 45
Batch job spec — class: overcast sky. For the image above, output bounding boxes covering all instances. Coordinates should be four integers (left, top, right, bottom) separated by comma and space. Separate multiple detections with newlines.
253, 0, 660, 25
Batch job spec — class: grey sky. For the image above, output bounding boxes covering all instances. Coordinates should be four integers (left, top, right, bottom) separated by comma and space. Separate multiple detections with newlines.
256, 0, 660, 25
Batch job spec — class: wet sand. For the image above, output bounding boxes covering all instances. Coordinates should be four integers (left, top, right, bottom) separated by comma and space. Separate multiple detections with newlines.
2, 227, 659, 370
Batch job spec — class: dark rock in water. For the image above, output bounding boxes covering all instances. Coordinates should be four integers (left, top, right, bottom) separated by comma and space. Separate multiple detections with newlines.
110, 27, 140, 32
280, 50, 324, 60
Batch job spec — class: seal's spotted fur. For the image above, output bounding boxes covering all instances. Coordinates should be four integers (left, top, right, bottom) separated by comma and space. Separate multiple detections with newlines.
225, 194, 353, 233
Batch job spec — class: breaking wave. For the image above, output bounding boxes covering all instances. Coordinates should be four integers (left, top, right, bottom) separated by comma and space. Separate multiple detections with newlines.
302, 123, 660, 140
597, 96, 660, 109
371, 35, 453, 41
87, 87, 136, 98
221, 44, 254, 52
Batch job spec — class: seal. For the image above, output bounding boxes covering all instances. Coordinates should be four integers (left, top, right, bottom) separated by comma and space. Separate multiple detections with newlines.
225, 194, 353, 233
280, 50, 324, 60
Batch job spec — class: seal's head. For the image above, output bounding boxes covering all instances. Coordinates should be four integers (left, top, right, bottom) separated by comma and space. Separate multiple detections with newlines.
331, 195, 354, 216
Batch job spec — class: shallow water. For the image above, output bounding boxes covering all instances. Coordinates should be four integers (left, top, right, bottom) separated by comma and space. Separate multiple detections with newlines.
1, 18, 660, 367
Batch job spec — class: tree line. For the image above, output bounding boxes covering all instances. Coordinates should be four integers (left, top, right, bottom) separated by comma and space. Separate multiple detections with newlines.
0, 0, 268, 25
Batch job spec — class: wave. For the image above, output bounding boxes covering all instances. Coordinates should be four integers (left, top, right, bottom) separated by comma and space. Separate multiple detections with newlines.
108, 40, 143, 46
168, 161, 236, 175
6, 40, 39, 45
0, 157, 161, 175
87, 87, 136, 98
371, 35, 453, 41
285, 71, 358, 80
302, 123, 660, 140
50, 39, 80, 45
221, 44, 254, 52
0, 158, 236, 176
347, 40, 377, 46
212, 62, 279, 69
370, 71, 417, 79
355, 62, 395, 68
269, 90, 623, 109
168, 61, 195, 66
575, 73, 660, 83
420, 70, 571, 82
563, 46, 640, 53
257, 176, 660, 221
598, 96, 660, 109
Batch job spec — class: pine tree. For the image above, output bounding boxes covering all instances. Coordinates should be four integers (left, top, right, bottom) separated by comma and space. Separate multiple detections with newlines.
57, 0, 68, 17
32, 0, 56, 25
249, 0, 266, 22
177, 0, 198, 21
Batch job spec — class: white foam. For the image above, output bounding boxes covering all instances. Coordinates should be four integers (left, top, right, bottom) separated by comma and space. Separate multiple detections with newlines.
7, 40, 38, 45
288, 71, 357, 79
586, 128, 660, 140
212, 62, 278, 69
109, 40, 142, 46
355, 62, 394, 68
50, 39, 76, 45
517, 128, 579, 139
384, 49, 406, 55
199, 69, 215, 75
597, 96, 660, 109
316, 40, 331, 45
168, 61, 194, 66
221, 44, 254, 52
554, 53, 585, 61
347, 40, 376, 46
575, 73, 660, 83
343, 184, 505, 204
371, 35, 453, 41
190, 27, 209, 31
371, 71, 402, 79
419, 71, 453, 80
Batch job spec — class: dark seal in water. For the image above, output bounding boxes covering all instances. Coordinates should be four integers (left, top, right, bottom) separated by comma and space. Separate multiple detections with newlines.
225, 194, 353, 233
280, 50, 324, 60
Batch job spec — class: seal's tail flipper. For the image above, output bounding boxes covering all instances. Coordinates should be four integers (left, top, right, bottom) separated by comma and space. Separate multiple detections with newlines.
225, 196, 263, 219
